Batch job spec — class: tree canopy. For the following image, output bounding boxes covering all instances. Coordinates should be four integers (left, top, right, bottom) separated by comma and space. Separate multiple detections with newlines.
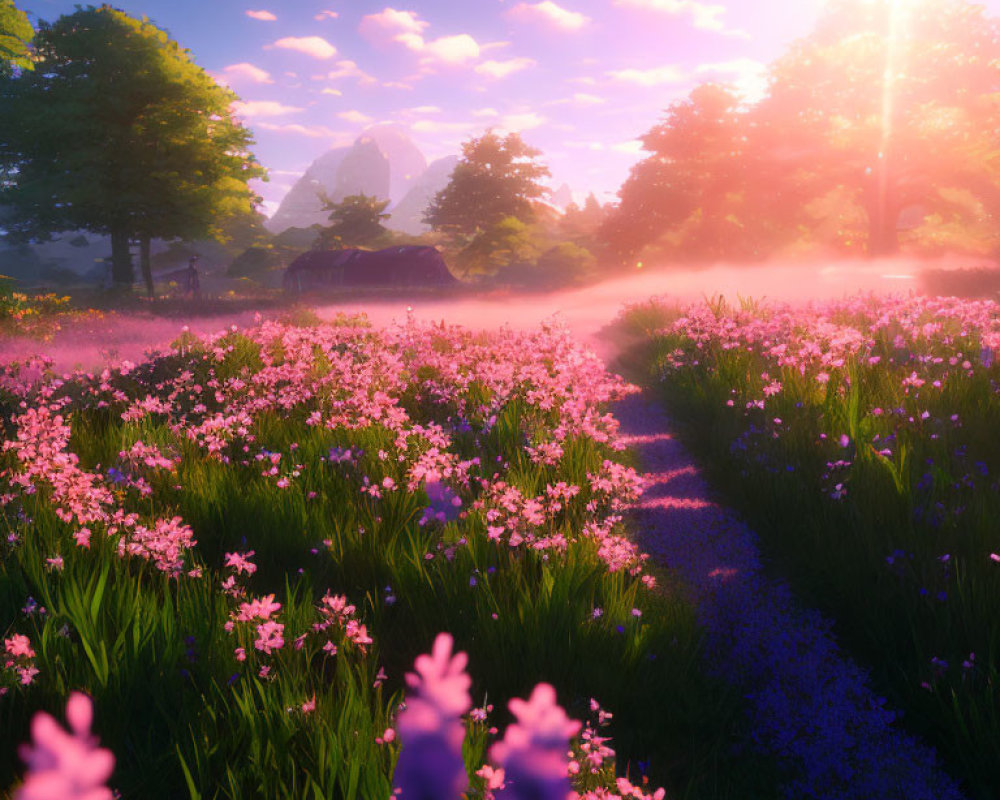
603, 0, 1000, 261
0, 4, 266, 290
424, 130, 550, 239
315, 192, 390, 250
0, 0, 32, 77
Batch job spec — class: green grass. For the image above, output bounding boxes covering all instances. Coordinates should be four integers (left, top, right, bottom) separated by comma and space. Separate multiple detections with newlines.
619, 295, 1000, 800
0, 317, 778, 799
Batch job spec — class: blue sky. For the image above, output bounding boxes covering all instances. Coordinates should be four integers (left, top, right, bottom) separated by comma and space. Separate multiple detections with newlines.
16, 0, 997, 216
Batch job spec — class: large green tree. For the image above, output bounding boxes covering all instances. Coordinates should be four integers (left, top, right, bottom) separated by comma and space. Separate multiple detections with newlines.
0, 0, 32, 77
424, 130, 550, 239
0, 4, 266, 293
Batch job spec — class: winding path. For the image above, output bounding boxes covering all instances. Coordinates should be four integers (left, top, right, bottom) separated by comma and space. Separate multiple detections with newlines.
611, 388, 965, 800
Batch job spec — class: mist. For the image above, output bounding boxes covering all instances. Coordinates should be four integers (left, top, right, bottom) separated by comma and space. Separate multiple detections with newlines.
0, 254, 986, 374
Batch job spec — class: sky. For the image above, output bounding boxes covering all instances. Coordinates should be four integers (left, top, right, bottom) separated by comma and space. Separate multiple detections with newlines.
15, 0, 996, 218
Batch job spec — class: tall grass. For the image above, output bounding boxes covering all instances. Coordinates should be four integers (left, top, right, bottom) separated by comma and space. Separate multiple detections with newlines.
1, 316, 773, 799
621, 293, 1000, 799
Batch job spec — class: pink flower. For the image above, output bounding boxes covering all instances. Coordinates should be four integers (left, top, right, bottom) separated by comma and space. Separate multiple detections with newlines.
254, 621, 285, 654
15, 692, 115, 800
301, 694, 316, 714
223, 551, 257, 576
490, 683, 580, 800
5, 634, 35, 659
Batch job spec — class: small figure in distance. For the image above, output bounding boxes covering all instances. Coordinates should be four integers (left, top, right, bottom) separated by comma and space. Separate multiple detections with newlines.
186, 255, 201, 299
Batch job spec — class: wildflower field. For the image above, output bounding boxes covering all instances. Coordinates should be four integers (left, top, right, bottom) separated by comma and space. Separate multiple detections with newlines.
621, 293, 1000, 800
0, 314, 766, 799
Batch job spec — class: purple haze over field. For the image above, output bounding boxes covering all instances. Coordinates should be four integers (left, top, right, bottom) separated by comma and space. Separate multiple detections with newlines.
0, 257, 972, 374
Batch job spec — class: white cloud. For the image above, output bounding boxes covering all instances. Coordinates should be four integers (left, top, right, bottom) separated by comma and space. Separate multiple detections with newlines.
499, 111, 546, 131
420, 34, 480, 65
615, 0, 747, 37
270, 36, 338, 59
475, 57, 536, 79
566, 140, 607, 150
231, 100, 304, 118
221, 62, 274, 85
696, 58, 768, 103
359, 8, 480, 68
411, 119, 479, 134
472, 107, 500, 118
245, 9, 276, 21
321, 60, 377, 86
607, 65, 685, 86
571, 92, 605, 105
359, 8, 429, 41
509, 1, 589, 30
338, 110, 375, 125
258, 123, 353, 143
403, 105, 443, 115
314, 10, 339, 21
611, 139, 644, 154
320, 88, 343, 96
382, 81, 415, 90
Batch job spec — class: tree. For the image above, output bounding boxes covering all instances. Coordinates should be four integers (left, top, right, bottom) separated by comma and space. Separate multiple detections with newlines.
602, 84, 768, 262
455, 215, 542, 276
0, 0, 32, 77
0, 5, 266, 294
424, 130, 550, 239
759, 0, 1000, 256
315, 193, 390, 249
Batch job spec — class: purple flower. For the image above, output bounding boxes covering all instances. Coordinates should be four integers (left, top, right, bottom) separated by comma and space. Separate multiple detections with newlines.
393, 633, 472, 800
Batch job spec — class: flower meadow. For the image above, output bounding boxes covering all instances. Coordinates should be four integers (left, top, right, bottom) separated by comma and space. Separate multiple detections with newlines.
0, 314, 764, 799
623, 293, 1000, 799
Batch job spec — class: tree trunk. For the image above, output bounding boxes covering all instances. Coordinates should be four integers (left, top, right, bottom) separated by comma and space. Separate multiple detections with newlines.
110, 230, 134, 287
866, 203, 900, 257
139, 236, 155, 299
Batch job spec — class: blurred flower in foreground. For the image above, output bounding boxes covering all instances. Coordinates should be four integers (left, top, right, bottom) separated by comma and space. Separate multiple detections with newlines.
15, 691, 115, 800
492, 683, 581, 800
393, 632, 471, 800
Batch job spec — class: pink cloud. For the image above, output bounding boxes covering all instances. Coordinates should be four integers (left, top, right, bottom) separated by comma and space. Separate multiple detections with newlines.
257, 122, 352, 141
338, 110, 375, 125
230, 100, 304, 118
245, 9, 277, 21
221, 62, 274, 85
508, 2, 590, 31
499, 111, 546, 131
270, 36, 338, 59
314, 10, 339, 21
410, 119, 479, 134
474, 57, 537, 79
359, 8, 429, 42
615, 0, 747, 37
606, 65, 685, 86
320, 59, 377, 86
359, 8, 480, 69
420, 34, 480, 65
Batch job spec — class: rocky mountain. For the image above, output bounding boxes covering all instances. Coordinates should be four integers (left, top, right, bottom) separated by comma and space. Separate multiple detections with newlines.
550, 183, 573, 210
387, 155, 459, 236
265, 125, 428, 235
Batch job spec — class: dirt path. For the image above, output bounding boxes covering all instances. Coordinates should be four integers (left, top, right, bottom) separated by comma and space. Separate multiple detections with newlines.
609, 387, 965, 800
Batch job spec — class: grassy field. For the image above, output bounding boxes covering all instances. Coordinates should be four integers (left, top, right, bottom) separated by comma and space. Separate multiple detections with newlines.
0, 313, 774, 799
618, 293, 1000, 800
